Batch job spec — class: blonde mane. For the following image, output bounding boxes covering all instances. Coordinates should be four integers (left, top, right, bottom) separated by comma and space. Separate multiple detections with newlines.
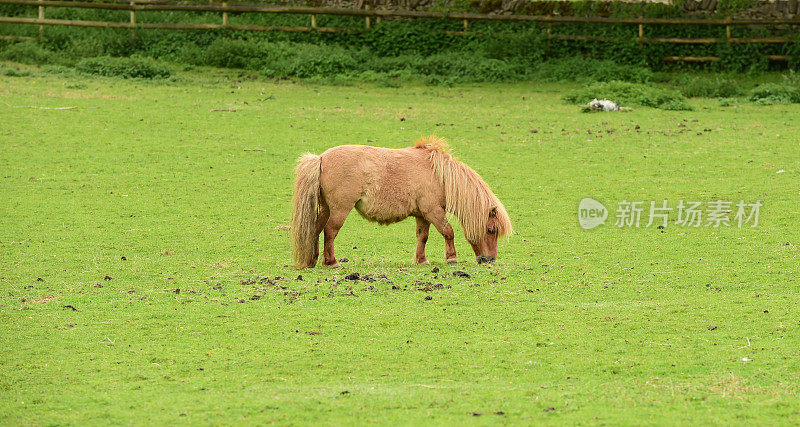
414, 135, 449, 152
414, 136, 512, 242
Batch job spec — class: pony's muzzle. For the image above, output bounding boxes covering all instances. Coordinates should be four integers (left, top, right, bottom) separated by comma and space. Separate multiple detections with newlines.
476, 255, 495, 264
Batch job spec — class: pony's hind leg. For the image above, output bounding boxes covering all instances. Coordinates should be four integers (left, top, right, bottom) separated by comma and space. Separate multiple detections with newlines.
422, 206, 457, 263
323, 207, 350, 268
311, 203, 330, 267
414, 217, 430, 265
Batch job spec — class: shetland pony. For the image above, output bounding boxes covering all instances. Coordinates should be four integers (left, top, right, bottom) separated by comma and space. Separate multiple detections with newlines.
291, 136, 512, 268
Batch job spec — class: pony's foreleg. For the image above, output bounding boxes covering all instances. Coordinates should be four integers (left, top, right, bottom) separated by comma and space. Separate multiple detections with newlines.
311, 203, 330, 267
323, 207, 349, 268
414, 217, 430, 265
424, 207, 457, 264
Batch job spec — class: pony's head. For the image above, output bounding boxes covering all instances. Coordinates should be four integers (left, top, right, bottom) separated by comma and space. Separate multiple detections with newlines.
467, 204, 512, 264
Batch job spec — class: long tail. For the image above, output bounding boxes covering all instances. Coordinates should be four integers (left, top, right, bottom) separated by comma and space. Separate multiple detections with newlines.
291, 153, 321, 268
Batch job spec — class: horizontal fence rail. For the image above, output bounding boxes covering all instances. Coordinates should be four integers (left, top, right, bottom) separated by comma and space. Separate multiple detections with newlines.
1, 0, 798, 62
3, 0, 800, 25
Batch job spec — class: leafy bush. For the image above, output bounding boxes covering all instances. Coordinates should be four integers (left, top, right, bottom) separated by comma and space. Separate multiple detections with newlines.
532, 57, 653, 83
425, 74, 455, 87
67, 38, 106, 59
0, 3, 31, 16
676, 76, 743, 98
363, 54, 420, 74
564, 81, 693, 110
260, 46, 526, 83
263, 44, 361, 78
177, 43, 205, 66
361, 22, 465, 57
203, 38, 265, 69
0, 41, 60, 65
747, 83, 800, 105
357, 70, 402, 88
717, 0, 759, 16
781, 70, 800, 87
412, 52, 527, 83
0, 65, 32, 77
76, 56, 171, 79
715, 42, 769, 74
42, 64, 74, 75
481, 29, 547, 65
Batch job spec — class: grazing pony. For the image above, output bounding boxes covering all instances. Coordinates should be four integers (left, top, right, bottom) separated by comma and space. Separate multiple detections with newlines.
291, 136, 512, 268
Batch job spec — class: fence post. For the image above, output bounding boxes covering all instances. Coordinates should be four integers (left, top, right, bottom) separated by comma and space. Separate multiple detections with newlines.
311, 14, 316, 28
638, 23, 643, 42
726, 24, 731, 40
222, 2, 228, 26
463, 19, 468, 32
37, 0, 44, 39
546, 23, 552, 55
130, 0, 136, 39
365, 16, 371, 28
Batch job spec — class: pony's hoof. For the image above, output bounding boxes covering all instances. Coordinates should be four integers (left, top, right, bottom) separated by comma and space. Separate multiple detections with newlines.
446, 258, 458, 264
324, 262, 341, 268
415, 259, 430, 265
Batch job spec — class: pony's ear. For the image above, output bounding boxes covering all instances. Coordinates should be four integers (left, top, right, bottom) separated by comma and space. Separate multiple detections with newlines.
489, 207, 497, 217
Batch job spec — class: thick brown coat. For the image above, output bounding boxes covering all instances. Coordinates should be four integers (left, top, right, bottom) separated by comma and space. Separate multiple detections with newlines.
291, 136, 511, 268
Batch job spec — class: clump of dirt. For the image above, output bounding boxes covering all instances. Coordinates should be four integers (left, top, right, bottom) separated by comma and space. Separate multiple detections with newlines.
348, 273, 369, 282
239, 277, 258, 285
341, 272, 384, 282
413, 281, 450, 292
284, 290, 300, 304
238, 275, 289, 289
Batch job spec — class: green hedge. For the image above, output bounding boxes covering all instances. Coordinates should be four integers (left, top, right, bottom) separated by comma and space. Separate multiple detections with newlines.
75, 56, 172, 78
0, 0, 798, 78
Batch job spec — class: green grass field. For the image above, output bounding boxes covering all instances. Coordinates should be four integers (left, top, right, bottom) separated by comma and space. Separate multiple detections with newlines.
1, 66, 799, 425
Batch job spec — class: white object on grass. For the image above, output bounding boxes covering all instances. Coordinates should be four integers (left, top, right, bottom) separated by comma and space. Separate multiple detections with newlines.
587, 98, 621, 111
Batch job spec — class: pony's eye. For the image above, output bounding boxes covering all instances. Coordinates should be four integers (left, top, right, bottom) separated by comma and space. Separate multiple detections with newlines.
487, 229, 495, 235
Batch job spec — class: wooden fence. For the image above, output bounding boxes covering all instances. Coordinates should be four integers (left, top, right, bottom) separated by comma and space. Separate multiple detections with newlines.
1, 0, 798, 62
